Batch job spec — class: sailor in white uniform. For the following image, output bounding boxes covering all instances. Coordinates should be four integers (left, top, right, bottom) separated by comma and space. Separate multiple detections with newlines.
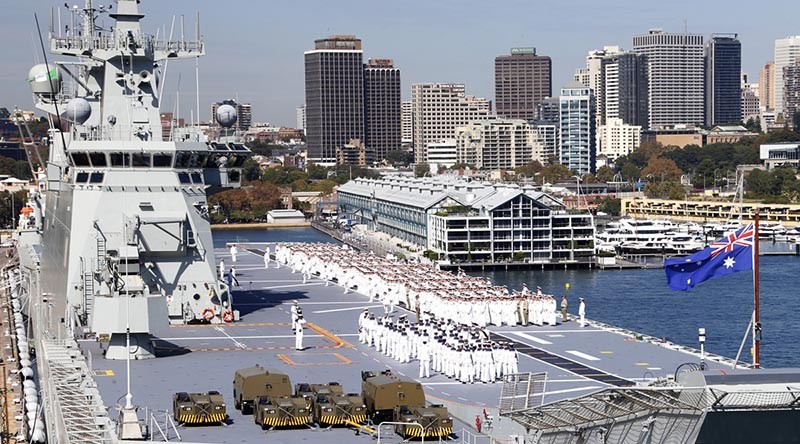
263, 250, 271, 269
418, 340, 431, 378
218, 259, 225, 280
230, 244, 238, 263
295, 314, 307, 350
578, 298, 586, 327
290, 301, 300, 331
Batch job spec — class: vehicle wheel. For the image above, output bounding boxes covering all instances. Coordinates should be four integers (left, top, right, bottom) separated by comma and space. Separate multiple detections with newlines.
234, 397, 241, 410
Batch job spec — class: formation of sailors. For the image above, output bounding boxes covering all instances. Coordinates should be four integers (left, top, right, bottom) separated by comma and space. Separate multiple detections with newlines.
274, 243, 562, 327
358, 310, 519, 383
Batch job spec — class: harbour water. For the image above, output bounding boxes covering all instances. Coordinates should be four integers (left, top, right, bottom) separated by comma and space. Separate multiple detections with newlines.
213, 227, 800, 368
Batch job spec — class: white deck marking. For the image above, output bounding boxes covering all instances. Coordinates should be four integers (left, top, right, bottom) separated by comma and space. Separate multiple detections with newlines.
513, 332, 552, 345
565, 350, 601, 361
282, 301, 383, 306
495, 329, 601, 334
260, 283, 326, 290
422, 378, 590, 386
312, 305, 378, 314
647, 367, 662, 371
213, 326, 247, 349
546, 334, 565, 337
159, 335, 323, 341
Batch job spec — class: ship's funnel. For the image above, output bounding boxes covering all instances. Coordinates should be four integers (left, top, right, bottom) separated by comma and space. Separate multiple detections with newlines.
27, 64, 61, 97
63, 98, 92, 125
216, 104, 237, 128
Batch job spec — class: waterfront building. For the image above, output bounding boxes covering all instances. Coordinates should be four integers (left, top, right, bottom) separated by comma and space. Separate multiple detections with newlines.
495, 47, 552, 120
597, 118, 641, 161
454, 119, 536, 170
305, 35, 365, 166
401, 100, 413, 145
633, 30, 705, 127
296, 105, 306, 133
761, 142, 800, 170
759, 61, 775, 111
411, 83, 491, 164
559, 83, 596, 175
705, 34, 742, 126
337, 176, 595, 263
774, 36, 800, 117
364, 58, 402, 162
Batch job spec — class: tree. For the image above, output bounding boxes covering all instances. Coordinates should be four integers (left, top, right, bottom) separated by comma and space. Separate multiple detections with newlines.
540, 163, 572, 183
641, 157, 682, 182
595, 165, 615, 183
385, 150, 412, 166
598, 197, 621, 216
0, 190, 28, 229
241, 158, 262, 181
514, 161, 544, 178
619, 162, 641, 182
581, 173, 598, 184
209, 181, 283, 222
643, 181, 686, 200
414, 162, 430, 178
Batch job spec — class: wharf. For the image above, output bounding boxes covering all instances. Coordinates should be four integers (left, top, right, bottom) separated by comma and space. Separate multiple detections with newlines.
78, 243, 747, 443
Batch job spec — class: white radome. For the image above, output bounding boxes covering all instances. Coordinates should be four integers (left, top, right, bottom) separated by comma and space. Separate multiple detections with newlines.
215, 104, 238, 128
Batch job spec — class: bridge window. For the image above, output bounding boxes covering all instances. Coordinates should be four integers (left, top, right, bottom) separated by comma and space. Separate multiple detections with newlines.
131, 153, 150, 168
110, 152, 126, 167
178, 172, 191, 184
71, 152, 90, 167
89, 172, 104, 184
75, 172, 89, 183
152, 153, 173, 168
89, 152, 107, 167
175, 151, 208, 169
190, 173, 203, 184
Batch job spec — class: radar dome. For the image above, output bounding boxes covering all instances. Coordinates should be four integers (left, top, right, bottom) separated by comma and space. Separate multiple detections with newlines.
216, 104, 238, 128
27, 64, 61, 96
64, 98, 91, 125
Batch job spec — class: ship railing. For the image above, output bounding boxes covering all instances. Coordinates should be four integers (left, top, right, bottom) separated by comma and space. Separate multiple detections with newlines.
148, 409, 182, 442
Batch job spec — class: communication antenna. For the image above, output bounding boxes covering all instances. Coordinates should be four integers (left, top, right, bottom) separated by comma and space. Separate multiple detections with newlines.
195, 10, 201, 126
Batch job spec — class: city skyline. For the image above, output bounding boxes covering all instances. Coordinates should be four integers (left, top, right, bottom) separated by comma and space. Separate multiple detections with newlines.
2, 0, 799, 127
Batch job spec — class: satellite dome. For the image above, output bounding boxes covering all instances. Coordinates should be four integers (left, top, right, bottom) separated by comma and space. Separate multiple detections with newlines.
27, 64, 61, 96
216, 104, 238, 128
64, 98, 91, 125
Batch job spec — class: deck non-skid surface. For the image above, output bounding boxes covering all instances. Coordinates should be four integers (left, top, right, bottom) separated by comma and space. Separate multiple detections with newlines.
82, 244, 731, 443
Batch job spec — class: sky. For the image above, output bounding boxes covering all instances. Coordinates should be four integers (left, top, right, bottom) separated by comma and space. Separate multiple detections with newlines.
2, 0, 799, 127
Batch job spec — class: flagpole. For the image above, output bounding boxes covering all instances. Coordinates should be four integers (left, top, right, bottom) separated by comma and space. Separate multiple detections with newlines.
753, 210, 760, 368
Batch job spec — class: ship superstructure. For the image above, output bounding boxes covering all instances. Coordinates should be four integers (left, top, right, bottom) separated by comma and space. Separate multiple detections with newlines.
28, 0, 248, 359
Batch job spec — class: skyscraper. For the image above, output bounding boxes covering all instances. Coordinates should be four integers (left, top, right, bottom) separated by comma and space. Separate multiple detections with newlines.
494, 48, 551, 120
602, 52, 649, 128
784, 62, 800, 122
574, 46, 622, 127
774, 36, 800, 118
705, 34, 742, 126
304, 35, 364, 166
559, 82, 596, 175
633, 30, 705, 127
401, 101, 413, 146
759, 61, 775, 111
296, 105, 306, 132
411, 83, 491, 163
364, 58, 401, 161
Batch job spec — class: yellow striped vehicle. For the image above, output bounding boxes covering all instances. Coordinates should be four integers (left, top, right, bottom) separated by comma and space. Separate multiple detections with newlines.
253, 395, 312, 429
295, 382, 368, 427
172, 391, 227, 425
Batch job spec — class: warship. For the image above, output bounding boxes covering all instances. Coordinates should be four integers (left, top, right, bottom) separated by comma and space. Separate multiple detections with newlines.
3, 1, 800, 443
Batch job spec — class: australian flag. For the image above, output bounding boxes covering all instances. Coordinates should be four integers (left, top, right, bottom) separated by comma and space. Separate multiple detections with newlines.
665, 223, 755, 291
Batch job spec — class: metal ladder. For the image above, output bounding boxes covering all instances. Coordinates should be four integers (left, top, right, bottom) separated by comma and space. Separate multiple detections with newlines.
83, 271, 94, 322
96, 236, 107, 272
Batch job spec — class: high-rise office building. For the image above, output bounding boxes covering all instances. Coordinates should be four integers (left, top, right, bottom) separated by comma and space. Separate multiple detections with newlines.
784, 62, 800, 122
602, 52, 649, 128
537, 97, 560, 124
742, 84, 761, 122
759, 61, 775, 111
774, 36, 800, 117
559, 82, 596, 175
296, 105, 306, 132
632, 30, 705, 127
574, 46, 622, 127
532, 123, 558, 164
495, 47, 551, 120
211, 99, 252, 131
705, 34, 742, 126
364, 58, 401, 161
304, 35, 365, 166
401, 100, 413, 145
411, 83, 491, 163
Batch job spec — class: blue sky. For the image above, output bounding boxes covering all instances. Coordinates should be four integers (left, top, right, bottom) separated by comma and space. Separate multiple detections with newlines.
2, 0, 798, 126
